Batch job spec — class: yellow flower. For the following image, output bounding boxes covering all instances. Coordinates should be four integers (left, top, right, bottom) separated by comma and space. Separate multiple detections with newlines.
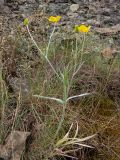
48, 16, 61, 23
75, 24, 91, 33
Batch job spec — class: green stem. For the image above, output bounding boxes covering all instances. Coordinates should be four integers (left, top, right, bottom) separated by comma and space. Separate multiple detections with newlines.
26, 25, 43, 56
54, 102, 67, 139
45, 57, 62, 80
81, 33, 86, 62
27, 25, 62, 81
46, 25, 56, 57
54, 70, 68, 139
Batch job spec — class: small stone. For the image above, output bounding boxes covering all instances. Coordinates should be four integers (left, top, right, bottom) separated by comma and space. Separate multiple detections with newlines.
2, 6, 10, 13
70, 4, 79, 12
102, 8, 111, 16
87, 19, 100, 26
67, 12, 79, 18
17, 0, 26, 4
26, 0, 36, 3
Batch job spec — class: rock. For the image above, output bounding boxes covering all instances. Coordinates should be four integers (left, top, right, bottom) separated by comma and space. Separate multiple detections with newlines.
5, 0, 16, 2
0, 131, 30, 160
67, 12, 79, 19
47, 3, 69, 15
18, 0, 26, 4
103, 16, 114, 25
87, 19, 100, 26
0, 0, 4, 11
19, 5, 35, 16
95, 24, 120, 35
0, 5, 10, 13
7, 77, 30, 97
71, 0, 82, 3
54, 0, 68, 2
0, 0, 4, 6
70, 4, 79, 12
101, 8, 111, 16
26, 0, 36, 3
101, 47, 118, 59
39, 3, 48, 12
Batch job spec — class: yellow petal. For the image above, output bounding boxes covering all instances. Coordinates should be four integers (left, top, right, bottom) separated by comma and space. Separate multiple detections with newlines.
77, 25, 91, 33
48, 16, 56, 22
55, 16, 61, 22
48, 16, 61, 23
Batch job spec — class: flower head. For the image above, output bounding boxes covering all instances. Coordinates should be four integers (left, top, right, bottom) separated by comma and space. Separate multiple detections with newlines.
75, 24, 91, 33
24, 18, 29, 26
48, 16, 61, 23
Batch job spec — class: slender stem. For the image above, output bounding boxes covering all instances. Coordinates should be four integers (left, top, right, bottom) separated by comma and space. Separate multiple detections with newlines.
72, 34, 78, 76
26, 25, 43, 56
68, 61, 84, 92
81, 33, 86, 62
54, 102, 67, 139
75, 34, 78, 64
54, 71, 68, 138
46, 25, 56, 57
27, 25, 62, 81
54, 33, 87, 138
45, 57, 62, 80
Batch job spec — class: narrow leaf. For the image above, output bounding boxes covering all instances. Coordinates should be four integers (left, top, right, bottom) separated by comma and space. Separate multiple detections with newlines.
33, 95, 64, 104
56, 123, 73, 147
74, 122, 79, 139
67, 93, 91, 102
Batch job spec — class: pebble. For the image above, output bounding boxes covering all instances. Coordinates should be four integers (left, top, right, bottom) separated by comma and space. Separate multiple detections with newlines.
67, 12, 79, 18
70, 4, 79, 12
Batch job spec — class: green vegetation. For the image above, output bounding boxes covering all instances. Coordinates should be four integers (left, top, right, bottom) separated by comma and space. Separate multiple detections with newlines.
0, 16, 120, 160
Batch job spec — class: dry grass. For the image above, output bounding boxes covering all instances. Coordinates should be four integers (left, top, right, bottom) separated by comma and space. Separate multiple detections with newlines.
0, 18, 120, 160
